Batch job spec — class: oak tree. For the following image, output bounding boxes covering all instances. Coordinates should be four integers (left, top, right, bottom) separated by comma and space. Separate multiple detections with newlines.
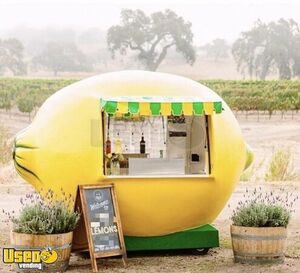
0, 38, 26, 75
232, 19, 300, 80
107, 9, 196, 71
33, 42, 92, 76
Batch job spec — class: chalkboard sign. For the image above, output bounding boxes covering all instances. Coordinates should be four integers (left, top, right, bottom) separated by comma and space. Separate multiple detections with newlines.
74, 184, 127, 272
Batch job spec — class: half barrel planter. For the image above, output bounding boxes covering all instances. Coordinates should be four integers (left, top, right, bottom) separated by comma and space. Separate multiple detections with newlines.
10, 231, 73, 273
231, 225, 287, 264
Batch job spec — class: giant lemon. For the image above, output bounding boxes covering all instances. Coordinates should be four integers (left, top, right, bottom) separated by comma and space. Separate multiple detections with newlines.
14, 71, 252, 236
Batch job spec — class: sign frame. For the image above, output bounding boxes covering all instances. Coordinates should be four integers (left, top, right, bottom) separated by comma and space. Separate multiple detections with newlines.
75, 184, 127, 272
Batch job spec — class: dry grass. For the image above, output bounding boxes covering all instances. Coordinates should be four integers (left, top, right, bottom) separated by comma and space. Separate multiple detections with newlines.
0, 123, 12, 164
240, 159, 265, 182
0, 163, 19, 185
265, 149, 300, 182
286, 240, 300, 258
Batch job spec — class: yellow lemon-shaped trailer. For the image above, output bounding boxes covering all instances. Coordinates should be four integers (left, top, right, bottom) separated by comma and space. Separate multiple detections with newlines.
14, 71, 252, 238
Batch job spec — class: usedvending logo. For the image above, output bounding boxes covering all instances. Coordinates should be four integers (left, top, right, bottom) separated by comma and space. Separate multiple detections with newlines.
3, 247, 58, 270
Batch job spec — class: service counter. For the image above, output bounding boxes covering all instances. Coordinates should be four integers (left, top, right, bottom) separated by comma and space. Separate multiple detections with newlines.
128, 158, 185, 175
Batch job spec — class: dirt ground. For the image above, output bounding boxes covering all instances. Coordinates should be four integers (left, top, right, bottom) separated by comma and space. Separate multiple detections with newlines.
0, 110, 300, 273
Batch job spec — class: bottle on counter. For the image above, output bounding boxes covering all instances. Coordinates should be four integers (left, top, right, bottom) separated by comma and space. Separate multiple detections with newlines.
105, 134, 111, 154
114, 133, 122, 154
111, 153, 120, 175
130, 132, 135, 153
140, 134, 146, 154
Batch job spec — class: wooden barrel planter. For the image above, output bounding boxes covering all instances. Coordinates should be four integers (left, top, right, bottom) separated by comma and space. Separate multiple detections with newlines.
10, 231, 73, 273
231, 225, 287, 264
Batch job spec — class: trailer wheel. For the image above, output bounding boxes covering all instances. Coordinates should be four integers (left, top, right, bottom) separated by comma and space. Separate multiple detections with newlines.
196, 248, 210, 255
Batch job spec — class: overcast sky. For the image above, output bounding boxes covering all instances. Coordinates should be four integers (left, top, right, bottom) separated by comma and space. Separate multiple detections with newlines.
1, 0, 300, 44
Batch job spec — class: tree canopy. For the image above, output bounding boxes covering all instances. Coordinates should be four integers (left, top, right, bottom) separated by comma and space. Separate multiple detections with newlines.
33, 42, 92, 76
202, 39, 230, 61
107, 9, 196, 71
232, 19, 300, 80
0, 38, 26, 75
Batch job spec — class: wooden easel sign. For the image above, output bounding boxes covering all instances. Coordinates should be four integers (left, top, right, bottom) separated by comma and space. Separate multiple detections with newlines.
75, 184, 127, 272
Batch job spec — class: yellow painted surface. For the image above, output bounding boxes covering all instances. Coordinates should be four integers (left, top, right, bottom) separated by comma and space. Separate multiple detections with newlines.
139, 102, 151, 116
160, 103, 171, 116
117, 102, 128, 114
203, 102, 214, 115
182, 102, 193, 115
14, 71, 253, 236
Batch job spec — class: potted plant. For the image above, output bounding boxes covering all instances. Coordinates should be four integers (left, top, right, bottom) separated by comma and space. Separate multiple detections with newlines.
8, 189, 80, 272
230, 187, 297, 264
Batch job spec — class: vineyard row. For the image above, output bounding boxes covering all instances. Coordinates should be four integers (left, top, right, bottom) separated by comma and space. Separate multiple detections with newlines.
0, 78, 299, 118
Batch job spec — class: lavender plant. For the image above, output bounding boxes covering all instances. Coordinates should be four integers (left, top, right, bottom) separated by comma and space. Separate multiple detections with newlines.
4, 189, 80, 234
231, 187, 298, 227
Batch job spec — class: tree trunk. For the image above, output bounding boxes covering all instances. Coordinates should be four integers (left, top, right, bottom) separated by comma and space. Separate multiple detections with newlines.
145, 43, 175, 71
145, 62, 157, 71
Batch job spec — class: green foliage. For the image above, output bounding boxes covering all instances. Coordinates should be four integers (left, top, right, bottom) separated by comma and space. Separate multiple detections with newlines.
231, 187, 297, 227
107, 9, 196, 71
0, 78, 299, 117
265, 149, 299, 181
0, 90, 12, 111
201, 80, 300, 118
232, 19, 300, 80
12, 190, 80, 235
17, 95, 35, 115
232, 202, 290, 227
0, 78, 76, 114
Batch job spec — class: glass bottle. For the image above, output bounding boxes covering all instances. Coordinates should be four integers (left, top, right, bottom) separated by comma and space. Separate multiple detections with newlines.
114, 133, 122, 154
105, 134, 111, 154
111, 153, 120, 175
140, 134, 146, 154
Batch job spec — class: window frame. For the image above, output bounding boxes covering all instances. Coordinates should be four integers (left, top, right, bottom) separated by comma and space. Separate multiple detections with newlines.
101, 111, 212, 177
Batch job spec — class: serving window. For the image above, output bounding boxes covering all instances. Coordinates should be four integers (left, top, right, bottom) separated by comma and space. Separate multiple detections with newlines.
102, 113, 211, 177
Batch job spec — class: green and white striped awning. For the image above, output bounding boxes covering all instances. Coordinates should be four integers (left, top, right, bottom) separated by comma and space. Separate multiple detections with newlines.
100, 96, 223, 116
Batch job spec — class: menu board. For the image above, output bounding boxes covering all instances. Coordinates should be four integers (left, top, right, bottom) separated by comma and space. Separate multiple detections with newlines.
84, 187, 120, 252
75, 185, 127, 272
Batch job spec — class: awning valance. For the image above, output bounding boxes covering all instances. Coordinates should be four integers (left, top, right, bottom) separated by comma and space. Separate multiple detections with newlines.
100, 96, 223, 116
